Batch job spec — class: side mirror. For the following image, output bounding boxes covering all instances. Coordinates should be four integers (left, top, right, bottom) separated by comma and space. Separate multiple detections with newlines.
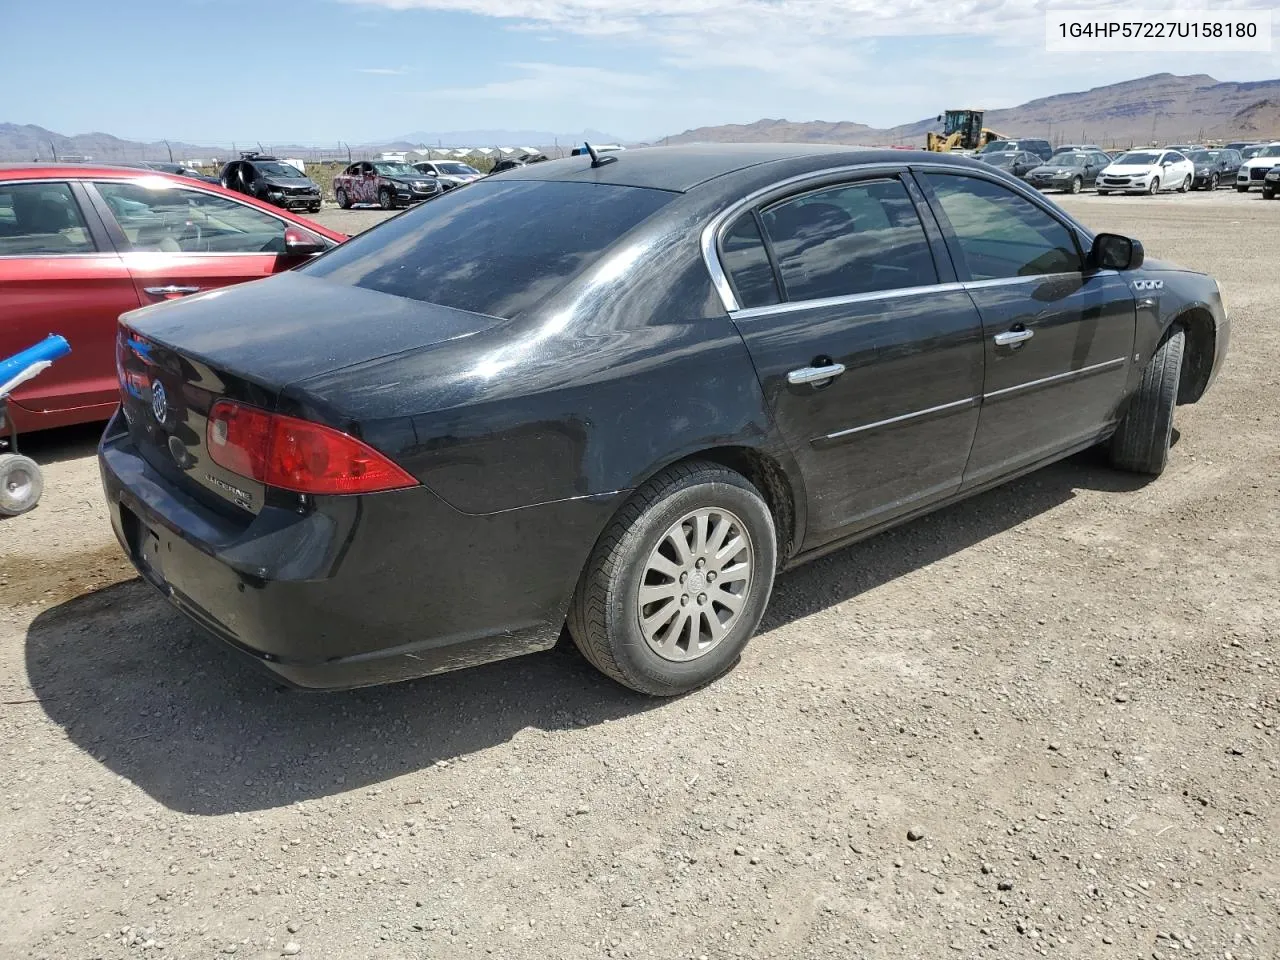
284, 226, 328, 257
1090, 233, 1144, 271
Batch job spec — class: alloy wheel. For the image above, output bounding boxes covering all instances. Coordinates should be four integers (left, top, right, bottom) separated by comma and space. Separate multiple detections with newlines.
636, 507, 754, 662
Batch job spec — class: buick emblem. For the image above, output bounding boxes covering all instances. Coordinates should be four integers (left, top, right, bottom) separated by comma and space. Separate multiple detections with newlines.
151, 380, 168, 424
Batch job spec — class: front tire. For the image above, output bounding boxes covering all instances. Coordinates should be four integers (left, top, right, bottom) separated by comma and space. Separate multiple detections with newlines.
1210, 173, 1220, 190
1265, 187, 1277, 200
1109, 329, 1185, 476
1097, 189, 1110, 196
1069, 176, 1083, 195
1148, 177, 1161, 195
0, 453, 42, 516
1237, 185, 1249, 193
378, 188, 394, 210
568, 461, 777, 696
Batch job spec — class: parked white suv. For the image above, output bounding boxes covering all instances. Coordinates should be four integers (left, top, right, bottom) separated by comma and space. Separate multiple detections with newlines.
1097, 150, 1196, 195
1236, 143, 1280, 192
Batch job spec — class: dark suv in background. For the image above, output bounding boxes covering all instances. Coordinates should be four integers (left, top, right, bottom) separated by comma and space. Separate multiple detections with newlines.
220, 153, 322, 213
977, 138, 1055, 162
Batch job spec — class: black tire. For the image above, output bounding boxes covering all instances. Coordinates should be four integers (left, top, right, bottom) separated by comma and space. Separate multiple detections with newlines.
378, 188, 394, 210
1070, 176, 1083, 195
1265, 188, 1277, 200
0, 453, 42, 516
1178, 175, 1192, 193
1210, 173, 1219, 190
1097, 190, 1110, 196
335, 188, 350, 210
1109, 328, 1185, 476
1237, 185, 1249, 193
1148, 177, 1160, 195
567, 461, 777, 696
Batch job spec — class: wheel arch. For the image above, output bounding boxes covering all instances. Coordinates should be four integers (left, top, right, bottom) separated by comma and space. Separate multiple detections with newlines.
621, 444, 807, 568
1171, 305, 1216, 404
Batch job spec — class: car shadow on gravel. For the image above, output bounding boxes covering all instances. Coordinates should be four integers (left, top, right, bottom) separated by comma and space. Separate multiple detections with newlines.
24, 448, 1151, 816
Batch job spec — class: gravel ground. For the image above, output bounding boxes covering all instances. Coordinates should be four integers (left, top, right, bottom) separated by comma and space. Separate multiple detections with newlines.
1, 190, 1277, 960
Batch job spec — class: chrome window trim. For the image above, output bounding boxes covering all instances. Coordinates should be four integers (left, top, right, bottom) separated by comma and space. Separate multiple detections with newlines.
815, 396, 979, 445
700, 162, 908, 314
959, 269, 1117, 291
731, 281, 967, 320
984, 357, 1127, 401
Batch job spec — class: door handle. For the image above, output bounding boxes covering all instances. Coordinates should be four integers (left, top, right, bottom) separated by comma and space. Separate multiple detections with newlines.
143, 285, 201, 298
787, 363, 846, 386
993, 328, 1034, 347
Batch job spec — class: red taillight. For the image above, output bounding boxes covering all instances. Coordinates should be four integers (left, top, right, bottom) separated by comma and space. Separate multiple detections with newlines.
206, 400, 417, 495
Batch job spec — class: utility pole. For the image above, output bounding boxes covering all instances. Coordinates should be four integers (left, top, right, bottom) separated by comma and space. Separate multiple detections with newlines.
164, 139, 173, 162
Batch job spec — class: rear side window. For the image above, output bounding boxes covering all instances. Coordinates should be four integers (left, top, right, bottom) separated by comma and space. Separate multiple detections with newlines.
720, 214, 780, 309
0, 182, 94, 256
758, 178, 937, 302
303, 180, 674, 318
95, 182, 286, 253
924, 173, 1082, 281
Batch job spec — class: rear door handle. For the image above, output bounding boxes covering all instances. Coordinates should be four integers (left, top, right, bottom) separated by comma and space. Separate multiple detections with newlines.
143, 285, 201, 298
993, 328, 1034, 347
787, 363, 846, 386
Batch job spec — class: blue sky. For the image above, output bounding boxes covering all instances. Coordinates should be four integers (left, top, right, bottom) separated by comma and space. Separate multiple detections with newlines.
7, 0, 1280, 145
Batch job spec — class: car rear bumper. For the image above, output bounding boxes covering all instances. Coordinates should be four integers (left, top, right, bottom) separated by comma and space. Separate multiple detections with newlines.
98, 412, 620, 689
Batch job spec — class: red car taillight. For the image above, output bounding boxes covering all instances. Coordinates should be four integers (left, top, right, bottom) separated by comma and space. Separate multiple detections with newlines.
206, 400, 417, 496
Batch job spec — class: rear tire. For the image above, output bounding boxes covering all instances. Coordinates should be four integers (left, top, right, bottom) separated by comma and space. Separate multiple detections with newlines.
0, 453, 42, 516
1109, 328, 1185, 476
1178, 175, 1192, 193
567, 461, 777, 697
1237, 185, 1249, 193
336, 188, 350, 209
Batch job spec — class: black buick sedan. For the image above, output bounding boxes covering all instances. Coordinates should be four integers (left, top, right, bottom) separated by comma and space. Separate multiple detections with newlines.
101, 145, 1229, 696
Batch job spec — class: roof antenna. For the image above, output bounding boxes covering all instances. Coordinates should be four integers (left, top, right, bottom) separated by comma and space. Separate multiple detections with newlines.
584, 141, 617, 168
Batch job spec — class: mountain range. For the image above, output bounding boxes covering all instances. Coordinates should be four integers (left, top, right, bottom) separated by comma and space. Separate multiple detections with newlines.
662, 74, 1280, 147
5, 73, 1280, 163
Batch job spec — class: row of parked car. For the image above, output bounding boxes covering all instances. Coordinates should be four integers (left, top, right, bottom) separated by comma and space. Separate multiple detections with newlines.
977, 138, 1280, 196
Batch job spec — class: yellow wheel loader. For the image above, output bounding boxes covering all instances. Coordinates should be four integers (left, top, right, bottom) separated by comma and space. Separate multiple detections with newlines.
926, 110, 1006, 152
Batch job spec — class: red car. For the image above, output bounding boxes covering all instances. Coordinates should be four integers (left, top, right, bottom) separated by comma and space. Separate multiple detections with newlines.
0, 164, 347, 432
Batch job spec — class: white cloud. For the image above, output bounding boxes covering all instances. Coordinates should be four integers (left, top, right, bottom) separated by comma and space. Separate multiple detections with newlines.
357, 66, 413, 75
421, 62, 668, 109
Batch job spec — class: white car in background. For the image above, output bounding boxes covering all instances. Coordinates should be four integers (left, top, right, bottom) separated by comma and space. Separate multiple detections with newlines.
1096, 149, 1196, 195
1235, 142, 1280, 192
411, 160, 485, 190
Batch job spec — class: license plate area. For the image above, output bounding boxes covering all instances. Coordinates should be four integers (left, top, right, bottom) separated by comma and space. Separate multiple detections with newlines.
120, 503, 166, 587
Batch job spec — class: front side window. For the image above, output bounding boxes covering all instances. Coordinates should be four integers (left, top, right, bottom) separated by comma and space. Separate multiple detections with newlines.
758, 179, 937, 302
302, 179, 673, 319
0, 182, 94, 256
720, 214, 780, 309
96, 182, 286, 253
924, 173, 1081, 281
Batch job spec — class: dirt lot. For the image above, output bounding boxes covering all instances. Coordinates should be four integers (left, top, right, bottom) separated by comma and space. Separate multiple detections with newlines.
2, 190, 1277, 960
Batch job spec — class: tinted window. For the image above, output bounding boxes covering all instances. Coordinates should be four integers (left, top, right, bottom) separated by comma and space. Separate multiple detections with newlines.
96, 182, 286, 253
1166, 152, 1187, 163
0, 182, 94, 256
758, 179, 937, 302
720, 214, 780, 309
303, 180, 673, 318
925, 174, 1081, 281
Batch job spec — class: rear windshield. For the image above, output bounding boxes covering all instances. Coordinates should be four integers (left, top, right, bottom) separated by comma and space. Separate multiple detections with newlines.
302, 180, 674, 318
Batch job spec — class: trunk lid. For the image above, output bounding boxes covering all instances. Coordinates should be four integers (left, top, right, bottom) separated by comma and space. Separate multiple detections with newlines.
117, 272, 503, 514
